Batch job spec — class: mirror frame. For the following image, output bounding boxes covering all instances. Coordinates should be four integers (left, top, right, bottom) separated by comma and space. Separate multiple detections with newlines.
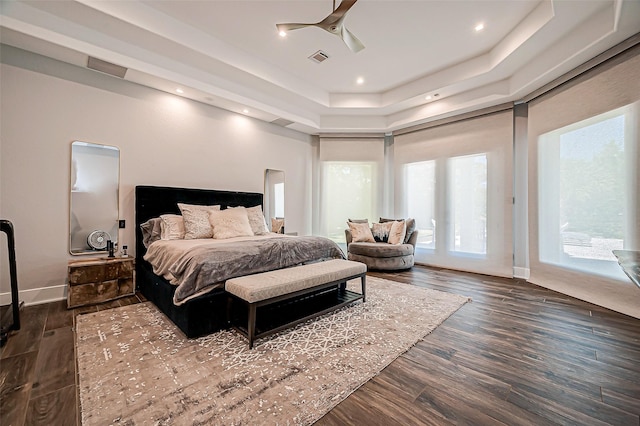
69, 141, 120, 255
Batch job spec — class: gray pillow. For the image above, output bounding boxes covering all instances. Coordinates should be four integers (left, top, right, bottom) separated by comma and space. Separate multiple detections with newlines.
380, 217, 416, 244
140, 217, 162, 248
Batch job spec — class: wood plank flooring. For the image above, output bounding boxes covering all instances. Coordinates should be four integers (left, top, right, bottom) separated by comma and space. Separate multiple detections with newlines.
1, 266, 638, 425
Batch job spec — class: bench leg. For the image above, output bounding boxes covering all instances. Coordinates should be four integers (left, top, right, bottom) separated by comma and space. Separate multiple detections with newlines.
226, 296, 233, 326
361, 274, 366, 303
248, 303, 257, 349
339, 281, 347, 292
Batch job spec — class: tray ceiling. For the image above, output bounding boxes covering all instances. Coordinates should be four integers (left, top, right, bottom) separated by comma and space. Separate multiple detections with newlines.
1, 0, 639, 134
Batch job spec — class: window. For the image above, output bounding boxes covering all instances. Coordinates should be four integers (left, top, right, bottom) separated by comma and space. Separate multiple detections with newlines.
322, 162, 377, 243
449, 154, 487, 255
405, 161, 436, 249
538, 105, 632, 279
274, 182, 284, 218
395, 110, 513, 277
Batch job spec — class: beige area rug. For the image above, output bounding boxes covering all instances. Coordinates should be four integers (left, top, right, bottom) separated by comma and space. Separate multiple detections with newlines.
76, 276, 470, 425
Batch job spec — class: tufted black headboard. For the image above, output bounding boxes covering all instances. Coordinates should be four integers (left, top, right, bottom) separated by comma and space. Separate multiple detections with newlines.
135, 185, 263, 260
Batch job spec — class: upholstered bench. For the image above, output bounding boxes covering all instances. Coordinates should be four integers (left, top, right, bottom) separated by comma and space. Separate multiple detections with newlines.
226, 259, 367, 348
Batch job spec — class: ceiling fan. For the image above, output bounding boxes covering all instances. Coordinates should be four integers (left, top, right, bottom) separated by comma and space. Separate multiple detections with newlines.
276, 0, 365, 53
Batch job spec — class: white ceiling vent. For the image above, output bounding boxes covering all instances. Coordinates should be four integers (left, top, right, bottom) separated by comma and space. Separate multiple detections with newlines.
271, 118, 295, 127
308, 50, 329, 64
87, 57, 128, 78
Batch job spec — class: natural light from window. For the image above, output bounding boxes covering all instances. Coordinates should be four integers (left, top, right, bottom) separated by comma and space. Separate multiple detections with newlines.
274, 182, 284, 218
538, 105, 633, 278
449, 154, 488, 255
405, 161, 436, 249
322, 162, 377, 243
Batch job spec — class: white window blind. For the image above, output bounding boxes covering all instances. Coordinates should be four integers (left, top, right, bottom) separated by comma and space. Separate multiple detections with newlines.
405, 161, 436, 249
394, 110, 513, 277
319, 138, 385, 242
528, 49, 640, 317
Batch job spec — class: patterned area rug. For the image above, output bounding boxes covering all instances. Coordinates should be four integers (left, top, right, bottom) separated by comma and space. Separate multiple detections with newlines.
76, 277, 469, 425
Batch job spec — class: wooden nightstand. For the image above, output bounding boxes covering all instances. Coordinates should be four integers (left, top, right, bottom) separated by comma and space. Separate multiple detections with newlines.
67, 256, 135, 308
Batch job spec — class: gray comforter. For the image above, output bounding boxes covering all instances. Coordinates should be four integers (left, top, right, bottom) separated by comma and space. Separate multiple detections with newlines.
145, 235, 345, 305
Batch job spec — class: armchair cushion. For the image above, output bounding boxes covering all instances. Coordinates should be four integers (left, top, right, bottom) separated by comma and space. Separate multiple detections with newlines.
348, 242, 415, 258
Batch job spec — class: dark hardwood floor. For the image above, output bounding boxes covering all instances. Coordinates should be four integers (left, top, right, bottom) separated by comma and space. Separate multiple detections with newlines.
1, 266, 639, 425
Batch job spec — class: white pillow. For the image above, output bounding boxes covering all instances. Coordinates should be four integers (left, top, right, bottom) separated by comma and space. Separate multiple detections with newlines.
231, 205, 269, 235
178, 203, 220, 239
388, 220, 407, 245
160, 214, 185, 240
348, 221, 375, 243
209, 208, 254, 239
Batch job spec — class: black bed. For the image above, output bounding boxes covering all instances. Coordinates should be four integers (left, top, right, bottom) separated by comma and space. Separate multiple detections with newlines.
135, 185, 264, 337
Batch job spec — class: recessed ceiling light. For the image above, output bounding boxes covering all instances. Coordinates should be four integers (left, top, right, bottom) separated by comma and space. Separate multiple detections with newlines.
425, 95, 432, 100
279, 31, 287, 37
176, 88, 184, 94
475, 23, 485, 32
242, 108, 250, 114
356, 77, 364, 85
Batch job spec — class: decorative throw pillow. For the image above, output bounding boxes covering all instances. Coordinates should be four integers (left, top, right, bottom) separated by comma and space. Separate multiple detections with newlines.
140, 217, 162, 247
160, 214, 185, 240
348, 221, 375, 243
348, 218, 369, 224
209, 208, 254, 239
271, 217, 285, 234
372, 221, 393, 243
232, 205, 269, 235
178, 203, 221, 239
387, 220, 407, 245
380, 217, 416, 244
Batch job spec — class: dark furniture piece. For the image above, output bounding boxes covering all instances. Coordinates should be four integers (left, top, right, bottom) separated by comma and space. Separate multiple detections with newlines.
135, 185, 264, 338
1, 220, 21, 347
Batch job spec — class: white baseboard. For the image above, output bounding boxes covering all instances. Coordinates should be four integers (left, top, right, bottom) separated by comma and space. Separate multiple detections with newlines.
513, 267, 531, 280
0, 284, 66, 306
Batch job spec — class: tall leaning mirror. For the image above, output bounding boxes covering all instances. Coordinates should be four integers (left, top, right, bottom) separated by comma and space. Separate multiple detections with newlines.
264, 169, 285, 233
70, 141, 120, 255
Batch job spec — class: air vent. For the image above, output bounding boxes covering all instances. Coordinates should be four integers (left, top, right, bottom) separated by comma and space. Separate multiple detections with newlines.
271, 118, 295, 127
308, 50, 329, 64
87, 57, 128, 78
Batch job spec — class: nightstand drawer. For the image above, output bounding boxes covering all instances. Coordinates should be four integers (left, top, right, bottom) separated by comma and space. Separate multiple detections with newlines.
68, 280, 119, 307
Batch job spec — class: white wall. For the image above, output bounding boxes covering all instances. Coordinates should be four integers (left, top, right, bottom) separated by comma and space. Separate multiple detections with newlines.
0, 47, 314, 305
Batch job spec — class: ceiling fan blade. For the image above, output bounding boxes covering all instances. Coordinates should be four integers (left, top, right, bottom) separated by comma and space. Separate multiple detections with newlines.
341, 26, 365, 52
325, 0, 358, 23
276, 23, 314, 32
277, 0, 363, 52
